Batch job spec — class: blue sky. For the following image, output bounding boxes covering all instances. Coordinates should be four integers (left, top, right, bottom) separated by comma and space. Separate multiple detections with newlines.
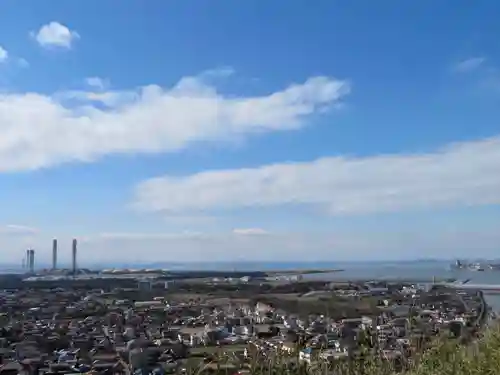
1, 1, 500, 264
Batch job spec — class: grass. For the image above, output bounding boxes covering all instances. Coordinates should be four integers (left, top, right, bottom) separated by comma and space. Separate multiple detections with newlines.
185, 322, 500, 374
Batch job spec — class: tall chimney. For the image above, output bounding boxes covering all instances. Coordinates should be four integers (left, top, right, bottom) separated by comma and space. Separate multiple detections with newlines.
72, 238, 77, 275
29, 249, 35, 274
25, 249, 30, 272
52, 238, 58, 270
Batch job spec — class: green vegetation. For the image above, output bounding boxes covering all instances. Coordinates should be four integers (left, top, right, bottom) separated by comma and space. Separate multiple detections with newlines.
188, 323, 500, 375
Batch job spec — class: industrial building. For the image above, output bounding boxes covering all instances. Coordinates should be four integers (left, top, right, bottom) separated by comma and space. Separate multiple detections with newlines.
25, 248, 35, 274
20, 238, 84, 278
72, 238, 77, 275
52, 238, 58, 270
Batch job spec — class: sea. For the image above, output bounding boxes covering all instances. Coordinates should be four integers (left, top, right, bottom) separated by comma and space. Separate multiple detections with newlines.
3, 260, 500, 311
299, 261, 500, 312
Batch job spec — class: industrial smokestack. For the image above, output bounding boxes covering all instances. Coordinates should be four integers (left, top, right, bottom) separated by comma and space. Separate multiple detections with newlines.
52, 238, 58, 270
29, 249, 35, 274
72, 238, 77, 275
25, 249, 30, 272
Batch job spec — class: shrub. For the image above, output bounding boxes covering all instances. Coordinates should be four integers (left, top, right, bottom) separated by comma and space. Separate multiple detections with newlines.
188, 322, 500, 375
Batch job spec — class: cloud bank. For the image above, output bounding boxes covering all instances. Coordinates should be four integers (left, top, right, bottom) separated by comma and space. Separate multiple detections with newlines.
0, 73, 349, 172
134, 135, 500, 216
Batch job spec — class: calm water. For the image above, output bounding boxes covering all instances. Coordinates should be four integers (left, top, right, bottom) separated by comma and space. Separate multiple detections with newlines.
304, 262, 500, 311
3, 261, 500, 311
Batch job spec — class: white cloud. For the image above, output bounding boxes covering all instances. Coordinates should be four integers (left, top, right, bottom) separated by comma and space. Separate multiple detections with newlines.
233, 228, 269, 235
59, 89, 137, 108
0, 46, 8, 62
453, 57, 485, 73
199, 67, 235, 79
0, 73, 348, 172
85, 77, 108, 90
0, 224, 39, 235
32, 22, 80, 49
0, 48, 29, 68
134, 135, 500, 216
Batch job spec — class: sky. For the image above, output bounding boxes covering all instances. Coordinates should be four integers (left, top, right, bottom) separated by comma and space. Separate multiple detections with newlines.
1, 1, 500, 265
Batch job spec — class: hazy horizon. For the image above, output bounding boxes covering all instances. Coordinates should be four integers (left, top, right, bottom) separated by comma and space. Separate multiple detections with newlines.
2, 258, 497, 270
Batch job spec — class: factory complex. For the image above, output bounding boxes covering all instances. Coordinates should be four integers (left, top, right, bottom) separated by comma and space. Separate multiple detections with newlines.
21, 238, 166, 283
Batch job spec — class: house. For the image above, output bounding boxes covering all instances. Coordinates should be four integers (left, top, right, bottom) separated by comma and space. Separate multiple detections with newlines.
299, 347, 314, 363
319, 348, 349, 361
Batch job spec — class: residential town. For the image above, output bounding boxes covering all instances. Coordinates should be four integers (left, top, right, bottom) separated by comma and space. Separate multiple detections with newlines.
0, 274, 490, 374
